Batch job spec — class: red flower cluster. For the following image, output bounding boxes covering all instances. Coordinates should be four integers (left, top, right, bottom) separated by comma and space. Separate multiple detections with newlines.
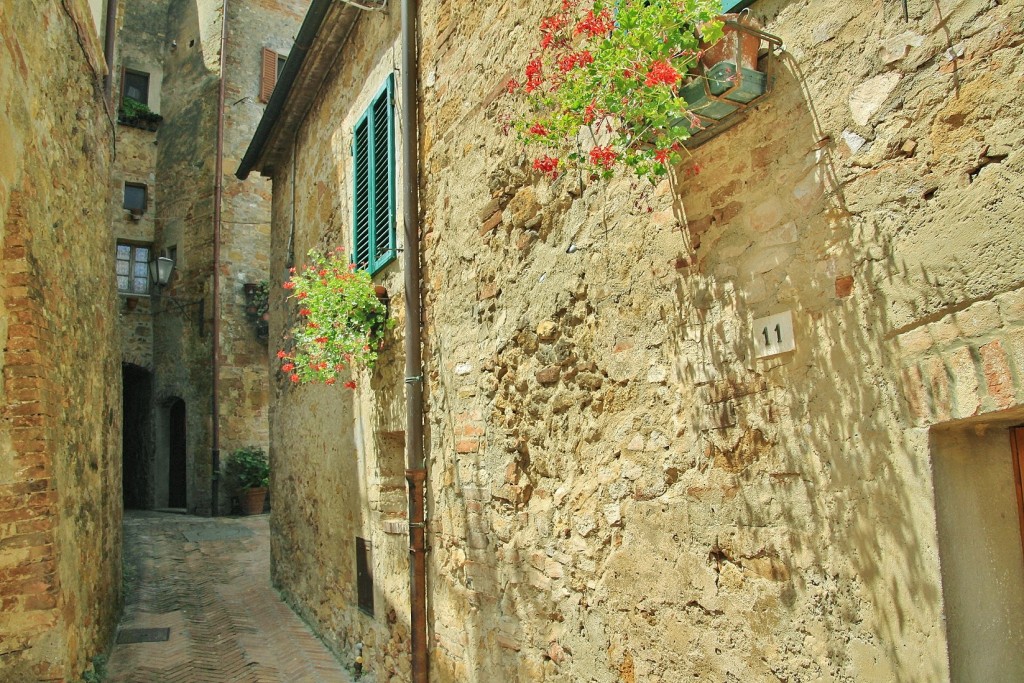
654, 148, 671, 165
528, 123, 549, 136
589, 145, 617, 168
533, 155, 560, 179
282, 281, 296, 290
575, 9, 614, 37
299, 308, 312, 316
644, 59, 680, 87
344, 381, 357, 390
524, 57, 544, 93
557, 50, 594, 73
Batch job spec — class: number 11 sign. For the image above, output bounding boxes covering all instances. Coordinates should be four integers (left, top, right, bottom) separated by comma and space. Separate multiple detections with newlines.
752, 310, 796, 359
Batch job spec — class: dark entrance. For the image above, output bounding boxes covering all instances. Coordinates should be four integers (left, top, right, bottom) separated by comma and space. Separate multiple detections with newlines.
122, 364, 153, 509
168, 399, 187, 508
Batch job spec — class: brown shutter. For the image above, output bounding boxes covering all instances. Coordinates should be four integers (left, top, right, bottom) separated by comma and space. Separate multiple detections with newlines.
259, 48, 277, 103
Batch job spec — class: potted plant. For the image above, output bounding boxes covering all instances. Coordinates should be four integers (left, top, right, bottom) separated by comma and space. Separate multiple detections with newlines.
243, 281, 271, 338
505, 0, 725, 183
276, 248, 394, 388
118, 97, 164, 130
224, 447, 270, 515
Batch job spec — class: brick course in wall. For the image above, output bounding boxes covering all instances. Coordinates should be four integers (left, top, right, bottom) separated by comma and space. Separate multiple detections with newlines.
0, 0, 122, 678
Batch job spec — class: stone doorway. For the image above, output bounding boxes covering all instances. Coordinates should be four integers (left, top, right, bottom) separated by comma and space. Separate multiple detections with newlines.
122, 363, 153, 509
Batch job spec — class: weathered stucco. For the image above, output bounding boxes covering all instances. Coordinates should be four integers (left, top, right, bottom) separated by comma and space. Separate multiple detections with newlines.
262, 0, 1024, 681
0, 0, 122, 679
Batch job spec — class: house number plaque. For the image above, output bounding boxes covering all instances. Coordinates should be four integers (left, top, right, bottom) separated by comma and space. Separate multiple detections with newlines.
752, 310, 795, 359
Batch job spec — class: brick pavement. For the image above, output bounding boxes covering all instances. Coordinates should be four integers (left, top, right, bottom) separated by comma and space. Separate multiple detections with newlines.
105, 511, 354, 683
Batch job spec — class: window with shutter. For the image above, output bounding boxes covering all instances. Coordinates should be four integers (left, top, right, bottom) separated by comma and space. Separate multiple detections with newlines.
351, 75, 396, 275
260, 47, 284, 103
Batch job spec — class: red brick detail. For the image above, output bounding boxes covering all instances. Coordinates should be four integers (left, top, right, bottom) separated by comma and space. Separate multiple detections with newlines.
835, 275, 854, 298
979, 340, 1015, 409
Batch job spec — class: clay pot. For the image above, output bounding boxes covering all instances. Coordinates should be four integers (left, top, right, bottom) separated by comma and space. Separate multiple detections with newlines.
701, 13, 762, 72
240, 487, 268, 515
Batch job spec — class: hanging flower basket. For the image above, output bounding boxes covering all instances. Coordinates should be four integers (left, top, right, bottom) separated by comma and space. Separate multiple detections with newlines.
276, 248, 394, 387
505, 0, 726, 183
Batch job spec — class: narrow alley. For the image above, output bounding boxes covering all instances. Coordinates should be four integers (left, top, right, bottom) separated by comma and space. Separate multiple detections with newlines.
104, 512, 353, 683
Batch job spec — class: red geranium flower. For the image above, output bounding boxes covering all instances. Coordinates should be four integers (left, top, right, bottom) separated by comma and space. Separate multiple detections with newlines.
281, 362, 295, 372
344, 381, 357, 390
282, 281, 296, 290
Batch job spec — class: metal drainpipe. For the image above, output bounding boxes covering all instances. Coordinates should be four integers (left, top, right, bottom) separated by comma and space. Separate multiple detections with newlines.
211, 0, 229, 515
103, 0, 118, 101
401, 0, 427, 680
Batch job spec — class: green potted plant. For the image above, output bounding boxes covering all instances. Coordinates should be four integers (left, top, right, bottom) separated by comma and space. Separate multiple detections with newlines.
118, 96, 164, 130
276, 248, 394, 388
225, 447, 270, 515
505, 0, 725, 183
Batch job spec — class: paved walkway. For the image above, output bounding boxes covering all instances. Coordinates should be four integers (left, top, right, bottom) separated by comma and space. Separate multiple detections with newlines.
105, 511, 353, 683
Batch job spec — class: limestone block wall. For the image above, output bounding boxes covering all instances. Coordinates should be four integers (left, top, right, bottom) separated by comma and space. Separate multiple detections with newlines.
264, 0, 1024, 681
0, 0, 122, 679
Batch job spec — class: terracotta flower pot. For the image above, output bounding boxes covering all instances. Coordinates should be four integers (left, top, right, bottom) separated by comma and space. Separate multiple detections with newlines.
240, 487, 268, 515
701, 13, 762, 72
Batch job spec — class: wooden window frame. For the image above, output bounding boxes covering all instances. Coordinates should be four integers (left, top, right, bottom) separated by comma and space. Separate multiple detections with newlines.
351, 75, 396, 275
116, 241, 152, 296
122, 69, 150, 106
123, 182, 147, 214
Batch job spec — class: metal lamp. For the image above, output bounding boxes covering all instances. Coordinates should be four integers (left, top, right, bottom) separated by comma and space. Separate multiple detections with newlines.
149, 256, 175, 288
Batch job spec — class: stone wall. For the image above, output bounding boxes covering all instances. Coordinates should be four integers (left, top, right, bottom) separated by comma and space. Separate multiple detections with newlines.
266, 7, 413, 677
0, 0, 122, 679
218, 0, 308, 501
265, 0, 1024, 681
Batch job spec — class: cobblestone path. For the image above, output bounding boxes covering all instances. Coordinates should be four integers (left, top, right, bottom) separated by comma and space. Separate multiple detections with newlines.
105, 511, 352, 683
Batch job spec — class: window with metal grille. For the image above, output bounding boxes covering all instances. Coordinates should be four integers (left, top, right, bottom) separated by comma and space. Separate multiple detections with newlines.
116, 243, 151, 295
355, 537, 374, 616
352, 76, 396, 275
123, 70, 150, 105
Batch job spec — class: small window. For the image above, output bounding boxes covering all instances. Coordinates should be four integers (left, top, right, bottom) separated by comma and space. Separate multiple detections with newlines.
355, 537, 374, 616
123, 183, 147, 213
260, 48, 286, 103
352, 76, 396, 275
116, 243, 151, 295
123, 70, 150, 105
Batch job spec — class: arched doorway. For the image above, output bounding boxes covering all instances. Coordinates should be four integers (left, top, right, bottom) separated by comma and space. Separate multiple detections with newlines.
168, 399, 187, 509
122, 363, 153, 509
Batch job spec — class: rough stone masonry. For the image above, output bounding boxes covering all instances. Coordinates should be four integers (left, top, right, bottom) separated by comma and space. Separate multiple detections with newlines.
0, 0, 123, 679
261, 0, 1024, 681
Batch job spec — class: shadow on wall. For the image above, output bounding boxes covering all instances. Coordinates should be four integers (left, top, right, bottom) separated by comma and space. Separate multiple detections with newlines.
420, 24, 980, 682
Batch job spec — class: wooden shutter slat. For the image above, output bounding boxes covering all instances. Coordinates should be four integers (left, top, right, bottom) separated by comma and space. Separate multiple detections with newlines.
352, 120, 371, 267
259, 47, 277, 103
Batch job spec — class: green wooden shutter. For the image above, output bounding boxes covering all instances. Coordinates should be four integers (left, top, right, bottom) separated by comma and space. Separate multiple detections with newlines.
352, 75, 395, 275
352, 118, 371, 268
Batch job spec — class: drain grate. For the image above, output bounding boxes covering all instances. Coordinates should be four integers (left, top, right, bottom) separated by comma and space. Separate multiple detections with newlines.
116, 628, 170, 644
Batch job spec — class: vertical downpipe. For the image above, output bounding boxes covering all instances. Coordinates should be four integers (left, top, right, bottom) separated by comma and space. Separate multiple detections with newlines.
401, 0, 427, 680
103, 0, 118, 101
212, 0, 230, 515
